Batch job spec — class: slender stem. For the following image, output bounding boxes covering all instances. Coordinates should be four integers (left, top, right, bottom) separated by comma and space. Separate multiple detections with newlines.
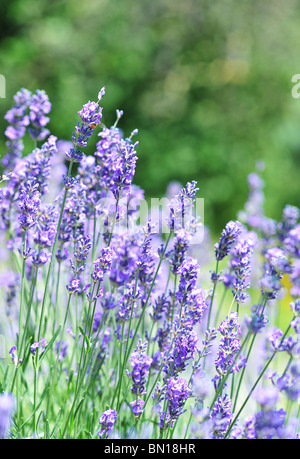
37, 162, 73, 341
33, 365, 38, 436
206, 260, 219, 332
123, 232, 173, 366
214, 286, 227, 328
224, 319, 294, 438
233, 333, 255, 412
17, 230, 27, 351
209, 331, 250, 411
232, 296, 268, 412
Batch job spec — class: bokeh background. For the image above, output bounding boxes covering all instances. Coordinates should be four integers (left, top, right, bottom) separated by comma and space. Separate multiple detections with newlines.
1, 0, 300, 232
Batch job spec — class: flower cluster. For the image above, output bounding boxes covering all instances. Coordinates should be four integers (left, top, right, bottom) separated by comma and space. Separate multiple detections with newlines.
214, 221, 242, 261
126, 340, 153, 396
1, 86, 300, 441
213, 312, 241, 389
97, 408, 117, 439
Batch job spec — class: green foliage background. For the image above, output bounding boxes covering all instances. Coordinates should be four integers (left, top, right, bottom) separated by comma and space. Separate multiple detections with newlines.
1, 0, 300, 230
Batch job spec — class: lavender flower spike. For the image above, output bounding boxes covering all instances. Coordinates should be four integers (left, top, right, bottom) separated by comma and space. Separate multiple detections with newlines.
97, 408, 117, 439
0, 393, 15, 439
214, 221, 242, 261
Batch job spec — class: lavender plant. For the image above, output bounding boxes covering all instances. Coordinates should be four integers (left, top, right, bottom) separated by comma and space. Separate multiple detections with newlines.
0, 88, 300, 440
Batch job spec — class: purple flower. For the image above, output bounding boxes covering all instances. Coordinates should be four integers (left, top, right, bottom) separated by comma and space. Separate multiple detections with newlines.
290, 299, 300, 317
118, 281, 140, 321
66, 278, 81, 295
176, 257, 199, 303
277, 205, 299, 242
97, 408, 117, 439
290, 261, 300, 298
126, 340, 152, 395
245, 310, 269, 334
168, 181, 199, 232
201, 328, 218, 357
269, 329, 283, 350
184, 288, 207, 326
30, 338, 47, 356
163, 324, 198, 377
9, 346, 18, 366
168, 229, 190, 275
285, 224, 300, 258
260, 248, 292, 300
150, 294, 170, 322
214, 221, 242, 261
18, 180, 41, 230
91, 247, 114, 283
66, 95, 104, 163
159, 377, 190, 430
4, 88, 30, 142
95, 124, 138, 199
56, 341, 68, 362
210, 394, 233, 439
32, 251, 51, 266
28, 89, 51, 141
229, 238, 254, 303
213, 312, 241, 388
0, 393, 15, 439
265, 247, 292, 275
254, 408, 286, 439
129, 399, 145, 418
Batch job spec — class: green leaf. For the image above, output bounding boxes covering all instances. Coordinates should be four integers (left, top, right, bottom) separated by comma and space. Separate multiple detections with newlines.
50, 408, 63, 439
17, 385, 49, 432
79, 327, 91, 353
39, 325, 62, 364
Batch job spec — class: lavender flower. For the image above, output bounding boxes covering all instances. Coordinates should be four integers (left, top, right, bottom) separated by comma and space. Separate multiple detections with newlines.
163, 324, 198, 377
18, 180, 41, 230
66, 94, 104, 163
30, 338, 47, 356
66, 278, 81, 295
211, 394, 233, 439
28, 89, 51, 141
91, 247, 114, 283
277, 205, 299, 242
0, 394, 15, 439
168, 229, 190, 275
245, 309, 269, 334
285, 224, 300, 258
159, 377, 190, 430
255, 408, 286, 439
118, 281, 140, 321
176, 257, 199, 303
129, 399, 145, 418
230, 238, 254, 303
97, 408, 117, 439
214, 221, 242, 261
213, 312, 241, 389
4, 88, 31, 141
56, 341, 68, 362
126, 340, 152, 396
9, 346, 19, 366
95, 123, 138, 199
260, 248, 292, 300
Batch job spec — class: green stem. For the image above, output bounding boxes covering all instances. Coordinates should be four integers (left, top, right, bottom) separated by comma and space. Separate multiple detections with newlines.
225, 319, 294, 438
206, 260, 219, 332
232, 296, 268, 412
37, 160, 73, 342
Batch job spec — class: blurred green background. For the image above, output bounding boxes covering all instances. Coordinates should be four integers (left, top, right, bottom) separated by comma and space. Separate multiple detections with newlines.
1, 0, 300, 231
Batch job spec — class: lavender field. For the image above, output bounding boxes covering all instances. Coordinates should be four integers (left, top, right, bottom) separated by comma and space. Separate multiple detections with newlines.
0, 86, 300, 439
